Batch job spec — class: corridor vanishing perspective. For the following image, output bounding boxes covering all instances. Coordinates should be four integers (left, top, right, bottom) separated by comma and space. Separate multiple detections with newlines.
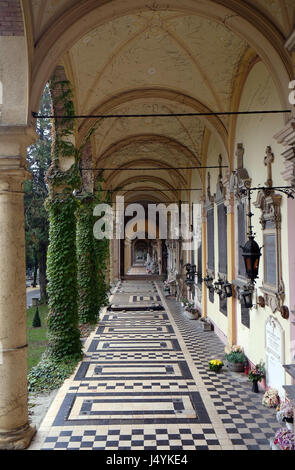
30, 281, 278, 451
1, 0, 295, 452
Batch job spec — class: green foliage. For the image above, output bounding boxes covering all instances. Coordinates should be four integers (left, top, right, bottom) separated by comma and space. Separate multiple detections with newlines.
225, 351, 247, 364
93, 188, 110, 308
44, 77, 83, 361
28, 357, 78, 393
27, 304, 48, 370
32, 306, 41, 328
248, 361, 265, 382
76, 196, 99, 324
25, 83, 52, 292
46, 193, 82, 361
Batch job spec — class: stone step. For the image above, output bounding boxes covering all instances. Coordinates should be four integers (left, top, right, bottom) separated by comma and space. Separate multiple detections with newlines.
283, 385, 295, 407
284, 364, 295, 378
283, 364, 295, 379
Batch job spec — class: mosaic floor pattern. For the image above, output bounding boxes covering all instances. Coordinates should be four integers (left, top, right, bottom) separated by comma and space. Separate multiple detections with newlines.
29, 281, 278, 450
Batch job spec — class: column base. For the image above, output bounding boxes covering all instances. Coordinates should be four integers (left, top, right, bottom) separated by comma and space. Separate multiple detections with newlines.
0, 423, 36, 450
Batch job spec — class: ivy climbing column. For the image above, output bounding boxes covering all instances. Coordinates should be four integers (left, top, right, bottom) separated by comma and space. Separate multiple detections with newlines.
76, 195, 99, 325
45, 67, 82, 361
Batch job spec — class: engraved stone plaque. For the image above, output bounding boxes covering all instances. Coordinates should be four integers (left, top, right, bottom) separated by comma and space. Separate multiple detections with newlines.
265, 317, 285, 395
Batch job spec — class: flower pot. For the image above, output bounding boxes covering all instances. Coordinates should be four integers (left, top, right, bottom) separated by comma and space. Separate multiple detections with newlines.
269, 439, 281, 450
251, 380, 259, 393
226, 360, 245, 373
286, 421, 294, 431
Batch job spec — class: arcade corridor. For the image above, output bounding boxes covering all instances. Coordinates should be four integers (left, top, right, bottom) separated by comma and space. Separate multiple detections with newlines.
29, 280, 278, 451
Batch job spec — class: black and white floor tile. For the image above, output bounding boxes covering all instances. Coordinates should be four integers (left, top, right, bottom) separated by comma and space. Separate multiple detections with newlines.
29, 281, 279, 451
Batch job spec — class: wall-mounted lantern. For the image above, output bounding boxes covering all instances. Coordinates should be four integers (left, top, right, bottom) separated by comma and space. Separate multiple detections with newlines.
240, 283, 254, 309
203, 274, 214, 292
185, 263, 196, 286
213, 279, 224, 296
222, 281, 233, 298
241, 188, 262, 284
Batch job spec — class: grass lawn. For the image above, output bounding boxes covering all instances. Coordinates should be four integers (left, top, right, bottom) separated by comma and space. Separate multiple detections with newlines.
27, 304, 49, 371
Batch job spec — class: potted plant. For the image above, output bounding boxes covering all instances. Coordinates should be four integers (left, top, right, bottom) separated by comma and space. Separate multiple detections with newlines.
262, 388, 280, 408
225, 345, 247, 372
209, 359, 224, 373
248, 361, 265, 393
163, 280, 170, 296
273, 428, 295, 450
276, 401, 294, 430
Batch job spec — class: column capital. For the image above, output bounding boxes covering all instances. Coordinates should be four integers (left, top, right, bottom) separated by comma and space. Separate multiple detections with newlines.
0, 125, 38, 149
0, 126, 37, 184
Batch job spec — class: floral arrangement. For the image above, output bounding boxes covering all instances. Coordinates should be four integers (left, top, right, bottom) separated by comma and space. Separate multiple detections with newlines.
276, 401, 294, 423
248, 361, 265, 382
209, 359, 224, 372
163, 280, 170, 291
274, 428, 295, 450
262, 388, 280, 408
225, 345, 247, 364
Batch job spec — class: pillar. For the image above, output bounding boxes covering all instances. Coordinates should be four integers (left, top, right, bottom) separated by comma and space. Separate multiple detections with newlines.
0, 126, 37, 449
200, 198, 208, 318
124, 239, 131, 274
225, 194, 237, 352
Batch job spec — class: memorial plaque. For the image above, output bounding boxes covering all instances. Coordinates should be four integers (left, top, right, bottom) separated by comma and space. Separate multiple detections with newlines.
265, 317, 285, 395
237, 202, 246, 278
207, 208, 215, 270
241, 305, 250, 328
197, 243, 202, 286
220, 296, 227, 316
218, 203, 227, 275
264, 233, 277, 286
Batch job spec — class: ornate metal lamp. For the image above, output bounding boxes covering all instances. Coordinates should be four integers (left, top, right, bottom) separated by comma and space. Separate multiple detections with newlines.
185, 263, 196, 286
203, 274, 214, 291
213, 278, 224, 296
240, 283, 254, 309
222, 280, 233, 298
241, 189, 262, 283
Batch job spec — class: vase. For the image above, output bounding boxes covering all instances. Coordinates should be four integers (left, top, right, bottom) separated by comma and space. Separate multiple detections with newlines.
252, 380, 259, 393
286, 421, 294, 431
226, 361, 245, 373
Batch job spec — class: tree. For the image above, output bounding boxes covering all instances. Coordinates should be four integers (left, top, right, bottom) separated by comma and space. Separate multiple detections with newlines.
25, 84, 52, 302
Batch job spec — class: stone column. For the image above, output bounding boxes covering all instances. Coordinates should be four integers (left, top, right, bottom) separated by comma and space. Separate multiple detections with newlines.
225, 192, 237, 352
0, 126, 37, 449
124, 238, 132, 274
201, 197, 207, 318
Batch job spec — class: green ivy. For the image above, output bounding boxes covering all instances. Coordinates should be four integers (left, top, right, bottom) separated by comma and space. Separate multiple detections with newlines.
76, 195, 99, 324
28, 356, 78, 392
46, 193, 82, 361
93, 188, 111, 308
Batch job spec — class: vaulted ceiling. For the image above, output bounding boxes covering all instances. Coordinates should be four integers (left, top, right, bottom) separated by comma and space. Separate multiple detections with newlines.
26, 0, 295, 202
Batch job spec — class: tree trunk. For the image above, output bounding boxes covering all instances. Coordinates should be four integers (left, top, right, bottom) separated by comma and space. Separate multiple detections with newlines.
32, 257, 38, 287
39, 243, 47, 303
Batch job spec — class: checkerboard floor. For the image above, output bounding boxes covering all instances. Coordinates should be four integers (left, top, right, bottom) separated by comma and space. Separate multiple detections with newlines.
29, 280, 278, 450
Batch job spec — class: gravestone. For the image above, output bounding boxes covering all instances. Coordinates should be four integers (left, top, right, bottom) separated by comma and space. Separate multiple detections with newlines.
265, 316, 285, 396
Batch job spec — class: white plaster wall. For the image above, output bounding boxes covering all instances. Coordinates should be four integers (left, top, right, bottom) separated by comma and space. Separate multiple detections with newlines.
234, 61, 291, 381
